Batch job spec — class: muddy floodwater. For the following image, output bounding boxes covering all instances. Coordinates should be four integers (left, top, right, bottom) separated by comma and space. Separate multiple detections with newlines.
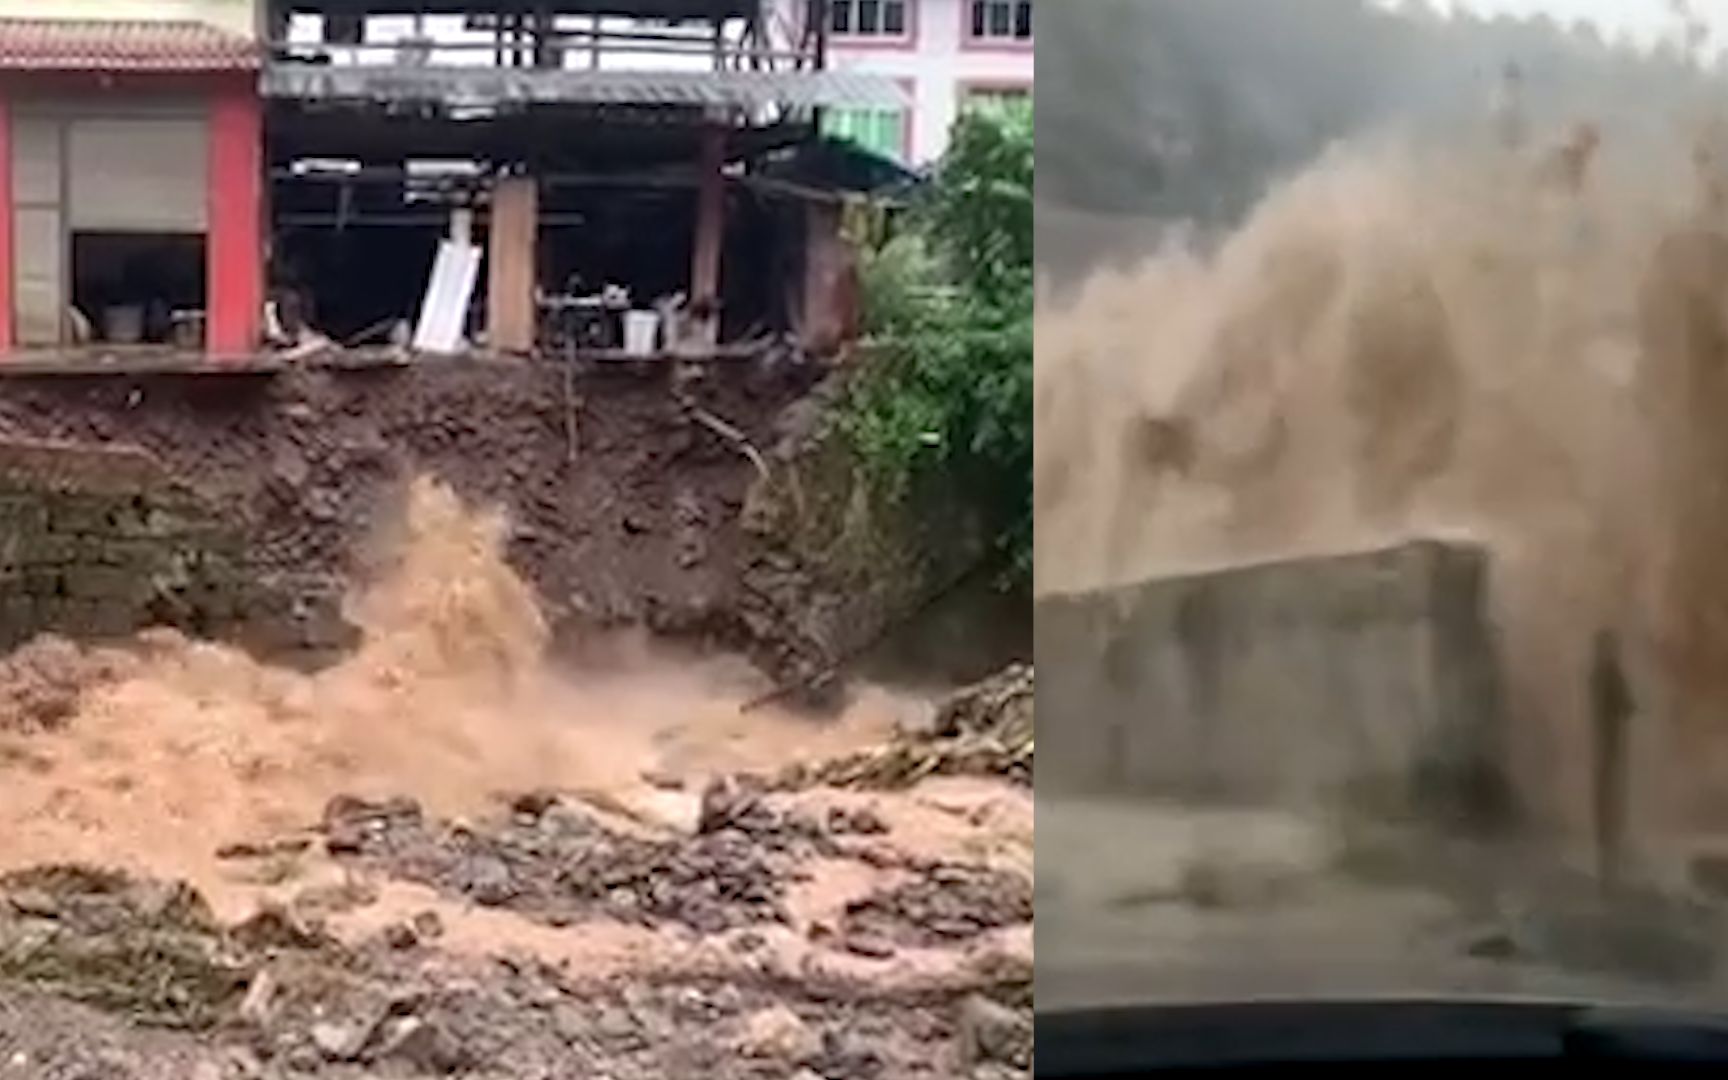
0, 477, 1033, 1078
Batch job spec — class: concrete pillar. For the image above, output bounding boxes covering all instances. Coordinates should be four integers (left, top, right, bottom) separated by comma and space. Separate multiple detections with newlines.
208, 76, 263, 356
689, 123, 727, 349
0, 90, 14, 355
487, 175, 538, 354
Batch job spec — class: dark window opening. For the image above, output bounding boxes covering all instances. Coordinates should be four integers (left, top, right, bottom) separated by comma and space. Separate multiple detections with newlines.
273, 224, 442, 345
70, 232, 206, 347
833, 0, 908, 38
970, 0, 1032, 41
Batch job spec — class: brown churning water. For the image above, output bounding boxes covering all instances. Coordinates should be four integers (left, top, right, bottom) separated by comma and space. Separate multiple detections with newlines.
1036, 117, 1728, 845
0, 476, 901, 916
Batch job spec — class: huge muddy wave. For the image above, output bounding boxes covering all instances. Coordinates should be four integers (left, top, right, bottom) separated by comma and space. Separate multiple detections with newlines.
1036, 118, 1728, 840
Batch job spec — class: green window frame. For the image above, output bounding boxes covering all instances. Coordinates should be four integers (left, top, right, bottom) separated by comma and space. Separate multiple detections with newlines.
821, 107, 909, 163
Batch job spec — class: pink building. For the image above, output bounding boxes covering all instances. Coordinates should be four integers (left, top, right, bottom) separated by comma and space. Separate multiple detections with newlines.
822, 0, 1032, 165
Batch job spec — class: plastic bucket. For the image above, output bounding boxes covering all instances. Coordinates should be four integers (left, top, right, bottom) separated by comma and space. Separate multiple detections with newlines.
622, 310, 660, 356
104, 305, 144, 345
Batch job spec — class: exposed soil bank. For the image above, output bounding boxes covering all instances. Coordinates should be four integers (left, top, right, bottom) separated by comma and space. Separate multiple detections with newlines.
0, 357, 836, 680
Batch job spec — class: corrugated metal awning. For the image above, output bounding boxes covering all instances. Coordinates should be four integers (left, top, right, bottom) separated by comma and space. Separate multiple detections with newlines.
0, 19, 259, 72
262, 65, 910, 111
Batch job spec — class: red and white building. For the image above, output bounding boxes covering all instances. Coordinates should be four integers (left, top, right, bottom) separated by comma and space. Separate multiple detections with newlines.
0, 16, 263, 356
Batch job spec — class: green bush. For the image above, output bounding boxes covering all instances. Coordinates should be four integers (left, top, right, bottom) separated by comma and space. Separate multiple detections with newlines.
844, 108, 1033, 584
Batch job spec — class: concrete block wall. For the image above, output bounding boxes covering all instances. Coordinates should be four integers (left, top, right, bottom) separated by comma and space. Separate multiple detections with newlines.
1035, 541, 1511, 826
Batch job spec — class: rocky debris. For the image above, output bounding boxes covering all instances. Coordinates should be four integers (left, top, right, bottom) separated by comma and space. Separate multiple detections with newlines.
0, 858, 1033, 1079
0, 865, 247, 1028
841, 865, 1034, 948
411, 910, 445, 941
933, 664, 1034, 742
229, 903, 335, 952
237, 957, 1017, 1080
214, 836, 312, 862
698, 774, 778, 835
324, 790, 798, 934
959, 994, 1034, 1071
373, 1012, 464, 1072
696, 775, 837, 850
380, 921, 421, 950
309, 1016, 370, 1061
237, 967, 279, 1027
735, 1003, 821, 1063
839, 932, 898, 960
321, 794, 424, 855
825, 804, 890, 836
775, 665, 1034, 791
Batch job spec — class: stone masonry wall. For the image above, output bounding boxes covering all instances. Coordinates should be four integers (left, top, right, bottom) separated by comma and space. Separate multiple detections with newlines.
0, 438, 332, 655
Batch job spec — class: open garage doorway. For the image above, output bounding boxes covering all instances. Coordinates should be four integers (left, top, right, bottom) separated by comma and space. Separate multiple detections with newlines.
70, 232, 207, 347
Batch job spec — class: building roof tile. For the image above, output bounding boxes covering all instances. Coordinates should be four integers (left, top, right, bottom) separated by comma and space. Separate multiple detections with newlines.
0, 19, 258, 72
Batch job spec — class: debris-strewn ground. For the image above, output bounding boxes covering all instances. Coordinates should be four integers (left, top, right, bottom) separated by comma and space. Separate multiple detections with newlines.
0, 781, 1033, 1079
775, 665, 1034, 791
0, 667, 1036, 1079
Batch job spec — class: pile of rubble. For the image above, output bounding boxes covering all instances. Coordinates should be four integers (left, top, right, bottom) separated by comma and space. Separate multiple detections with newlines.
0, 864, 250, 1028
0, 665, 1034, 1077
0, 861, 1033, 1079
776, 665, 1034, 791
839, 865, 1036, 950
319, 791, 797, 936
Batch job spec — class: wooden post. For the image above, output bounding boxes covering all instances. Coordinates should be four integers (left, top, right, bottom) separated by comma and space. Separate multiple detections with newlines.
488, 175, 538, 354
689, 122, 727, 349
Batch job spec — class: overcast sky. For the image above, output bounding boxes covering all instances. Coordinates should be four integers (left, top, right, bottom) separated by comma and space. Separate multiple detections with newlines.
1439, 0, 1728, 51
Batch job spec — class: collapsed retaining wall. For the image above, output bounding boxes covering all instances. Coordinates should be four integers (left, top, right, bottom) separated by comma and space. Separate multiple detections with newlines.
0, 357, 1024, 690
738, 378, 1018, 699
0, 357, 825, 674
0, 438, 334, 654
0, 357, 960, 680
1035, 540, 1510, 823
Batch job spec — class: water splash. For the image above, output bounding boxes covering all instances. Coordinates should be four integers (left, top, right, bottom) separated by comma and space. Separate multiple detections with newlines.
0, 475, 899, 914
1037, 121, 1728, 840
